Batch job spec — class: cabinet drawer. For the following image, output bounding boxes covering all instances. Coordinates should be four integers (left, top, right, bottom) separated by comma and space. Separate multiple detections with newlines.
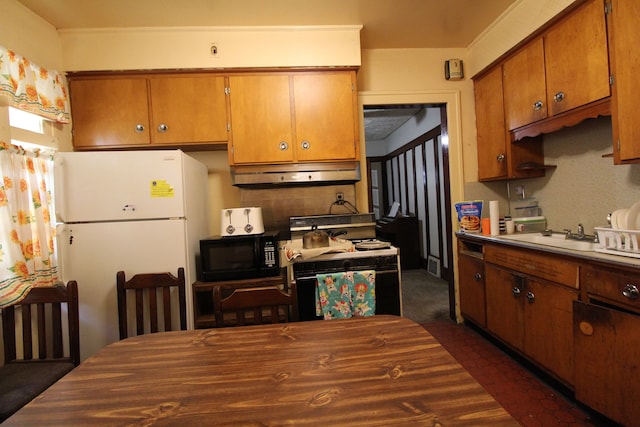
485, 244, 579, 288
582, 265, 640, 313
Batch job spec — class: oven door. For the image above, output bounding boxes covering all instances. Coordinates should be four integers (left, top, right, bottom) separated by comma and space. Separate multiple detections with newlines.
293, 259, 401, 321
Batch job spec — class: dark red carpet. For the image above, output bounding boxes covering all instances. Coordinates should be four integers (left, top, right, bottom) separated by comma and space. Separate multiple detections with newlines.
422, 320, 612, 427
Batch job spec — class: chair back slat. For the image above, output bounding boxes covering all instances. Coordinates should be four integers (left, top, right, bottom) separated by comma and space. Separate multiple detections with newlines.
214, 284, 297, 327
117, 268, 187, 339
162, 287, 172, 331
20, 304, 34, 360
2, 281, 80, 366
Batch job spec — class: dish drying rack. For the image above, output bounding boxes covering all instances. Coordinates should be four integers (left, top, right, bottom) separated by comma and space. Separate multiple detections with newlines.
594, 227, 640, 258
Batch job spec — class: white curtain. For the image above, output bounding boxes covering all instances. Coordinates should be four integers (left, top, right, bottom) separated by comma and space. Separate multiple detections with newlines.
0, 45, 70, 123
0, 142, 58, 308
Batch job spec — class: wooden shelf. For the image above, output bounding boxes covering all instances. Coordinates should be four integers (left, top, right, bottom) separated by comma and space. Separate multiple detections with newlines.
512, 98, 611, 142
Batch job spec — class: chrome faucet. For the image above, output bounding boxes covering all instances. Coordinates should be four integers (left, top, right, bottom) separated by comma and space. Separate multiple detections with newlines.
564, 223, 598, 242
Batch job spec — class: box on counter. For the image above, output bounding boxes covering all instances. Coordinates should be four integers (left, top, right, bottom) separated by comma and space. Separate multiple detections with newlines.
514, 216, 546, 233
455, 200, 483, 233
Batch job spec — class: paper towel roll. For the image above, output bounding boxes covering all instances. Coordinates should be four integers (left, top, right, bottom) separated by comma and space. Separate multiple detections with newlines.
489, 200, 500, 236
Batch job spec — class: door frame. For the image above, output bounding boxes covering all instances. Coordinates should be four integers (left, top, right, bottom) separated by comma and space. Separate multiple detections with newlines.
357, 91, 464, 321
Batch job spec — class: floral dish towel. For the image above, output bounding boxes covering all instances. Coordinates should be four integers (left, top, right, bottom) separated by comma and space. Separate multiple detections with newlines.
315, 270, 376, 319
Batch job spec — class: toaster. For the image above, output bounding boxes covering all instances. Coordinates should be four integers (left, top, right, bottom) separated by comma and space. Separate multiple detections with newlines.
220, 207, 265, 236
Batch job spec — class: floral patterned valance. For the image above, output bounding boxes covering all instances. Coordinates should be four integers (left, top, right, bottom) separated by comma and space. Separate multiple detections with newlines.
0, 45, 70, 124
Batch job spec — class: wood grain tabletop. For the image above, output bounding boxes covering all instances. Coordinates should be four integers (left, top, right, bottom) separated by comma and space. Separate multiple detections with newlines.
5, 315, 517, 426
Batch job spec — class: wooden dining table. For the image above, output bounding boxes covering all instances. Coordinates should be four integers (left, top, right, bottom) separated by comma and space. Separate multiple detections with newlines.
5, 315, 517, 426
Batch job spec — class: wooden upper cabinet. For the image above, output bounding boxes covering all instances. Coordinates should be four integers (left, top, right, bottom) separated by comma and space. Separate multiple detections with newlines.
69, 74, 230, 149
228, 70, 358, 166
293, 72, 358, 162
474, 66, 508, 180
149, 75, 229, 145
228, 74, 294, 164
70, 77, 151, 148
503, 38, 547, 130
609, 0, 640, 163
502, 0, 609, 132
544, 0, 610, 117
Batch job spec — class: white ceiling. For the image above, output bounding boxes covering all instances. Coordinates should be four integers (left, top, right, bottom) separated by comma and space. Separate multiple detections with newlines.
364, 106, 424, 141
16, 0, 516, 141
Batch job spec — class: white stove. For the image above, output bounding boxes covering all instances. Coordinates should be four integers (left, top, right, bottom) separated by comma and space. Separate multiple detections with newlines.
285, 213, 402, 321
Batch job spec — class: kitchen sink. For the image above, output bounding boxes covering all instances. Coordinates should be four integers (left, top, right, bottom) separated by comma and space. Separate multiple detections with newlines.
500, 232, 596, 252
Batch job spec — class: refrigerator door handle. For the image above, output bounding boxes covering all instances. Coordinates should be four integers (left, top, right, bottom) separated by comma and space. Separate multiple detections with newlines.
54, 155, 67, 223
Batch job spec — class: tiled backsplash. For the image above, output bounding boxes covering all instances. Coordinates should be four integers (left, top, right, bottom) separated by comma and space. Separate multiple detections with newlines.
467, 116, 640, 234
240, 184, 357, 234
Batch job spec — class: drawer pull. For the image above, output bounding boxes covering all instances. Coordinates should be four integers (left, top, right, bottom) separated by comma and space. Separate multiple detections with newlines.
512, 287, 521, 297
474, 272, 482, 281
526, 291, 535, 303
533, 100, 544, 111
553, 91, 565, 103
622, 284, 639, 300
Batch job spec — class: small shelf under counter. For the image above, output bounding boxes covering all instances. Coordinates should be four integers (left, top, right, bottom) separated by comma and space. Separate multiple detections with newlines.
192, 269, 288, 329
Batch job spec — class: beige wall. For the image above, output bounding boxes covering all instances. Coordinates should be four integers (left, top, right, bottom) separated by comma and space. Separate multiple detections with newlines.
59, 26, 362, 71
0, 0, 73, 151
1, 0, 584, 236
468, 0, 574, 76
0, 0, 62, 70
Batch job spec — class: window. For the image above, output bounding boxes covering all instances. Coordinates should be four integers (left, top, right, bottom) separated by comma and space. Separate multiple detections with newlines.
6, 106, 57, 151
9, 106, 44, 134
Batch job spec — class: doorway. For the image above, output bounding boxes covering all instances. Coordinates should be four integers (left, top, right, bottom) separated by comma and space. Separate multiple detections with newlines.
360, 99, 456, 320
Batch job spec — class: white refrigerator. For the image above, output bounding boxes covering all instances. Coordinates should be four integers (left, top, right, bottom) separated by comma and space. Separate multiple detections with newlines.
54, 150, 208, 361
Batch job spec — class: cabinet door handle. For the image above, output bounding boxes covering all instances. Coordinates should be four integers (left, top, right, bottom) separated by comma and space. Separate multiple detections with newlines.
474, 272, 482, 281
301, 140, 311, 150
526, 291, 535, 303
279, 141, 289, 151
496, 154, 505, 162
553, 91, 565, 103
533, 100, 544, 111
512, 287, 521, 297
622, 284, 639, 300
135, 124, 145, 133
157, 123, 168, 133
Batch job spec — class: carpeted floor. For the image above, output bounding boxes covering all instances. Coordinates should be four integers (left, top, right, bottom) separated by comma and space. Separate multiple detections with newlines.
422, 320, 614, 427
401, 268, 450, 323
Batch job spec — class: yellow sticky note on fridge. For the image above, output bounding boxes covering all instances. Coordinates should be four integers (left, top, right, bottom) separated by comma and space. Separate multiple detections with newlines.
150, 180, 174, 198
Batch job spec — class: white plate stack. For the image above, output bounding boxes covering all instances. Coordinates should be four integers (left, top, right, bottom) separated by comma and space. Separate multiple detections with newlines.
610, 201, 640, 231
595, 201, 640, 258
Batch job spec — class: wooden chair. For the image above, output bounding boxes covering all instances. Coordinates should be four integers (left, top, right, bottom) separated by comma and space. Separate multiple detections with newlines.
0, 281, 80, 422
116, 268, 186, 339
213, 283, 297, 327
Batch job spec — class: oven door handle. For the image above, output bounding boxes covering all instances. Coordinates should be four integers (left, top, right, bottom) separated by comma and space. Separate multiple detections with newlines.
294, 269, 398, 281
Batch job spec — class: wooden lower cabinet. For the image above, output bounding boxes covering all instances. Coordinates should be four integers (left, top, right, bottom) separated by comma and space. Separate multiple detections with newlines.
484, 257, 578, 386
485, 264, 524, 351
574, 301, 640, 426
457, 236, 640, 423
457, 252, 486, 327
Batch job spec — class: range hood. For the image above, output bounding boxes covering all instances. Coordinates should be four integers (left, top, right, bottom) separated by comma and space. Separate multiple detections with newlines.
231, 162, 360, 187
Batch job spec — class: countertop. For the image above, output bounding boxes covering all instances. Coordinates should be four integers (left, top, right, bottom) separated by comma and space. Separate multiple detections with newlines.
456, 231, 640, 270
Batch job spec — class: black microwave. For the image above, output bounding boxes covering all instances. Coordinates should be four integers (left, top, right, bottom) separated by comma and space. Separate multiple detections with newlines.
199, 231, 280, 281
